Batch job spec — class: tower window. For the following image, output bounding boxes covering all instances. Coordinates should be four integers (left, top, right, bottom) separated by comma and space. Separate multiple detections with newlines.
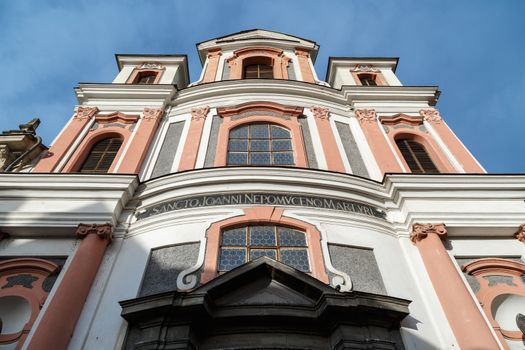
219, 225, 310, 272
227, 123, 294, 166
396, 139, 439, 173
79, 137, 122, 173
358, 74, 377, 86
135, 72, 158, 84
244, 64, 274, 79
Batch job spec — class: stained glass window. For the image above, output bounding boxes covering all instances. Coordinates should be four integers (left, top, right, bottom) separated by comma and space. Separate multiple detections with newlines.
218, 225, 310, 272
227, 124, 294, 166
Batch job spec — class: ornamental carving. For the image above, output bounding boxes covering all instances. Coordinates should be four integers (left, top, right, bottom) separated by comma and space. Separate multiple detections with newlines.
420, 109, 442, 123
410, 223, 447, 243
355, 109, 377, 123
207, 48, 222, 59
516, 224, 525, 243
310, 106, 330, 120
351, 65, 379, 73
76, 223, 113, 241
74, 106, 99, 120
294, 48, 310, 58
140, 62, 163, 70
191, 106, 210, 121
143, 108, 164, 121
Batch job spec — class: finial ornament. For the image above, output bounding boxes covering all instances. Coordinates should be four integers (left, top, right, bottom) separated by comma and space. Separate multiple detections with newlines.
310, 106, 330, 120
355, 109, 377, 123
191, 106, 210, 121
143, 108, 163, 121
420, 109, 442, 123
76, 223, 113, 241
410, 223, 447, 243
75, 107, 99, 120
516, 224, 525, 243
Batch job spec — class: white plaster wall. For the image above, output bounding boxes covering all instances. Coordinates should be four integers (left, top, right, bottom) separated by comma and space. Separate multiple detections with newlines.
159, 65, 179, 84
112, 66, 134, 84
380, 68, 403, 86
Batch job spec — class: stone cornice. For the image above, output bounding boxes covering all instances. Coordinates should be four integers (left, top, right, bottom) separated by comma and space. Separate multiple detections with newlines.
75, 83, 176, 107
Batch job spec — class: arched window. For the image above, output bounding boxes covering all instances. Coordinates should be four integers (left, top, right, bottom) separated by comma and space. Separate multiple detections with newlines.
79, 137, 122, 173
243, 64, 273, 79
358, 73, 377, 86
227, 123, 294, 166
396, 138, 439, 173
219, 225, 310, 272
134, 72, 158, 84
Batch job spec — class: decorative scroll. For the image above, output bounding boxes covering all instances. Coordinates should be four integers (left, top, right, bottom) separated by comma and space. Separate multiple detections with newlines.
76, 223, 113, 241
410, 223, 447, 243
420, 109, 442, 123
74, 107, 99, 121
355, 109, 377, 123
191, 106, 210, 121
310, 106, 330, 120
143, 108, 164, 121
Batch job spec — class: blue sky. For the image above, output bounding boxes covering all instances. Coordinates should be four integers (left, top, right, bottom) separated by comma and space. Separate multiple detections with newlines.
0, 0, 524, 172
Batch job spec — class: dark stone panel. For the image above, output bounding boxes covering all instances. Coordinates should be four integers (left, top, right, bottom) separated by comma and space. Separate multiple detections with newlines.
328, 244, 386, 294
151, 121, 185, 178
204, 116, 222, 168
287, 60, 296, 80
334, 121, 369, 178
298, 116, 318, 169
1, 274, 38, 289
139, 242, 200, 297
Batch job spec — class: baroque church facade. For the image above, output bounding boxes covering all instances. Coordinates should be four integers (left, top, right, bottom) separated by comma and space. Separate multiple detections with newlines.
0, 29, 524, 350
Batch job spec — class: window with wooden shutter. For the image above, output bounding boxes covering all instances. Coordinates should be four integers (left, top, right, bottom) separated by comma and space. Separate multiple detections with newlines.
243, 64, 273, 79
358, 74, 377, 86
135, 72, 157, 84
79, 137, 123, 173
396, 139, 439, 173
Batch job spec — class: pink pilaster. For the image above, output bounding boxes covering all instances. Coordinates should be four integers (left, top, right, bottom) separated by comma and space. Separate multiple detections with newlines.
310, 106, 345, 173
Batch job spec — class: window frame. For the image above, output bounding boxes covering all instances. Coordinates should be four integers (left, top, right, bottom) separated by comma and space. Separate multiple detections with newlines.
78, 137, 124, 174
395, 138, 439, 174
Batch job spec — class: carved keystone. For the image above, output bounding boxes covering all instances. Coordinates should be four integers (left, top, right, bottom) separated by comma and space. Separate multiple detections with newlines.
410, 223, 447, 244
76, 223, 113, 241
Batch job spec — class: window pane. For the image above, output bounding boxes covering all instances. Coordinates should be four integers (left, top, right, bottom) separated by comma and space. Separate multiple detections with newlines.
230, 125, 249, 138
279, 228, 307, 246
271, 125, 290, 138
250, 249, 277, 261
227, 152, 248, 165
250, 124, 269, 138
250, 140, 270, 151
250, 226, 276, 246
271, 140, 292, 151
250, 152, 271, 165
219, 248, 246, 271
273, 152, 294, 165
221, 227, 247, 246
229, 140, 248, 152
281, 249, 310, 272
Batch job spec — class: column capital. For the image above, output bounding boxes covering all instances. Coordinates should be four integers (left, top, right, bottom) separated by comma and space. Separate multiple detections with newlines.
310, 106, 330, 120
207, 48, 222, 59
76, 223, 112, 241
355, 109, 377, 123
74, 106, 99, 121
419, 108, 442, 123
191, 106, 210, 121
516, 224, 525, 243
410, 223, 447, 243
143, 108, 164, 121
294, 48, 310, 57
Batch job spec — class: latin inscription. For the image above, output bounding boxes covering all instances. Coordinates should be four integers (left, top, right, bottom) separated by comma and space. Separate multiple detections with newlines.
136, 193, 386, 220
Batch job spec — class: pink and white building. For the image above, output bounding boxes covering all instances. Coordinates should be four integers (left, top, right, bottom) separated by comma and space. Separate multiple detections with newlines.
0, 29, 524, 350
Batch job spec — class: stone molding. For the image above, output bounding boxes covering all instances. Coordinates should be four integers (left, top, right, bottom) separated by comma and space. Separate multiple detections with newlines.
139, 62, 164, 70
74, 107, 99, 121
410, 223, 447, 243
76, 223, 113, 241
355, 109, 377, 123
310, 106, 330, 120
143, 108, 164, 121
516, 224, 525, 243
191, 106, 210, 121
420, 109, 442, 123
351, 64, 380, 73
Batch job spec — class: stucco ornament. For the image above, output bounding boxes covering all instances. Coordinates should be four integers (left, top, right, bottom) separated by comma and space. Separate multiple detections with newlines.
140, 62, 163, 70
75, 106, 99, 120
310, 106, 330, 120
420, 109, 442, 123
515, 224, 525, 243
410, 223, 447, 243
191, 106, 210, 121
351, 64, 379, 73
143, 108, 163, 121
76, 223, 113, 241
355, 109, 377, 123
